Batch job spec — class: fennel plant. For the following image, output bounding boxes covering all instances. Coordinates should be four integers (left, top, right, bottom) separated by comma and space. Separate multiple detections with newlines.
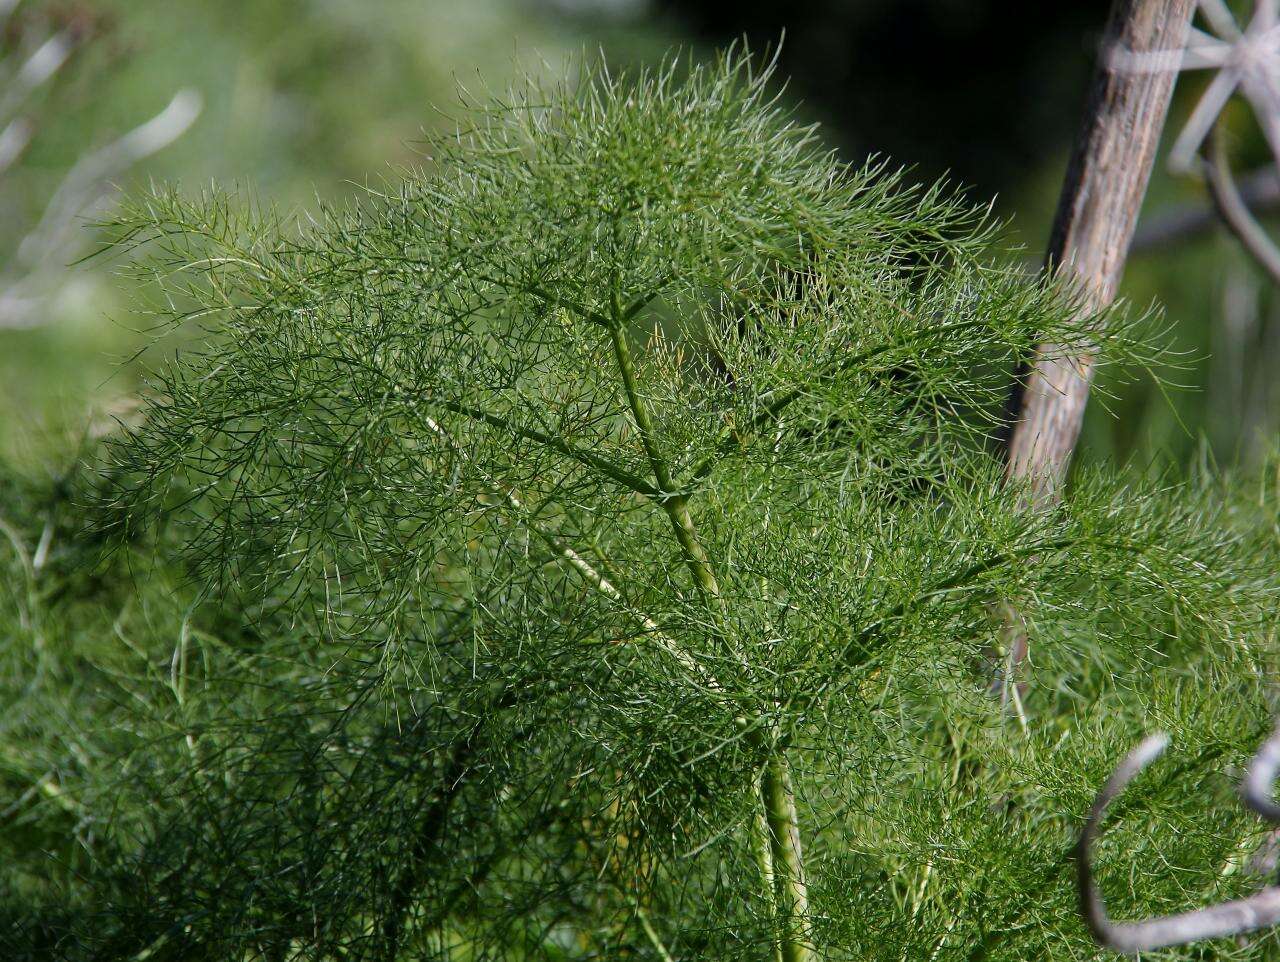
1, 48, 1278, 962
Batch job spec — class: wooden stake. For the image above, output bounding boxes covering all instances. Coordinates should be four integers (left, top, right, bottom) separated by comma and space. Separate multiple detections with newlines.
1007, 0, 1195, 505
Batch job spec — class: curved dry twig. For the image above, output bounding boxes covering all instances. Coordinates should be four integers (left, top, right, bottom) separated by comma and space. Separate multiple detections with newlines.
1132, 163, 1280, 253
1079, 722, 1280, 955
1204, 122, 1280, 288
1243, 719, 1280, 821
0, 89, 201, 328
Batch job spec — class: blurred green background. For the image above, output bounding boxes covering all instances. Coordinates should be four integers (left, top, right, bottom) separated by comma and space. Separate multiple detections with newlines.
2, 0, 1277, 480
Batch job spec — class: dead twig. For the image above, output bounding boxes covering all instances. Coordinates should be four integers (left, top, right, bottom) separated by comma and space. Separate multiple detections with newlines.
1080, 720, 1280, 954
1132, 165, 1280, 253
1204, 121, 1280, 287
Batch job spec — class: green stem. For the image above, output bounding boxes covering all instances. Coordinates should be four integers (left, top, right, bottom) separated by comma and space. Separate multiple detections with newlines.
753, 775, 787, 962
423, 414, 719, 689
607, 321, 724, 604
605, 309, 813, 961
635, 903, 677, 962
436, 399, 661, 497
762, 752, 816, 962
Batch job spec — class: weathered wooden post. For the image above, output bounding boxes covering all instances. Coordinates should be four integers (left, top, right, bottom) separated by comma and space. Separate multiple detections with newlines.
993, 0, 1195, 700
1007, 0, 1196, 504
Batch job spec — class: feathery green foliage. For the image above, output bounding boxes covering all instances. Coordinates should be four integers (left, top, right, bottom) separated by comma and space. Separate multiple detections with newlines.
1, 49, 1278, 961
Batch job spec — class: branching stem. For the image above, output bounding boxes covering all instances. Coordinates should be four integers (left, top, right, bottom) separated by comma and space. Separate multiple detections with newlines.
436, 398, 661, 498
422, 414, 719, 689
606, 320, 724, 605
605, 303, 812, 962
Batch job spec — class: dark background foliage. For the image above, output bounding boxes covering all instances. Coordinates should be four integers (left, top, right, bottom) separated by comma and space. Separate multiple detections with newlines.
659, 0, 1113, 197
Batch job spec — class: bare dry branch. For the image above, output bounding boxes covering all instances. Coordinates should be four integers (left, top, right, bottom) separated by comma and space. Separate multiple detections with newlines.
1204, 122, 1280, 288
1080, 723, 1280, 954
0, 29, 73, 126
1243, 720, 1280, 821
1131, 164, 1280, 253
0, 90, 202, 329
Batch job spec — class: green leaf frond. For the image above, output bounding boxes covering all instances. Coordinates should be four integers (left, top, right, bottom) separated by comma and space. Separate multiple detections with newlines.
100, 50, 1158, 642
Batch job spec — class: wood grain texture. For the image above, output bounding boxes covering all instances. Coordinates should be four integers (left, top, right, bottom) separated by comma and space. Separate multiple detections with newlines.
1006, 0, 1195, 505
